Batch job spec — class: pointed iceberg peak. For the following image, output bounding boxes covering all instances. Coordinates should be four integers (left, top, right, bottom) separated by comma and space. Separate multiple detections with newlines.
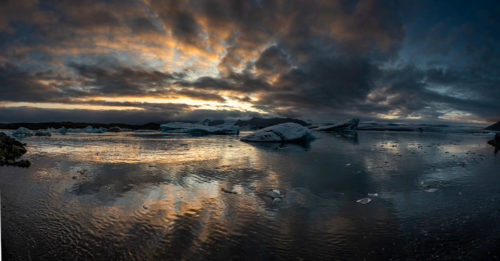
313, 118, 360, 132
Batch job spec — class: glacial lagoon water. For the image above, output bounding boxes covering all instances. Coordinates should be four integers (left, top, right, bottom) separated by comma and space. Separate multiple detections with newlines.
1, 130, 499, 260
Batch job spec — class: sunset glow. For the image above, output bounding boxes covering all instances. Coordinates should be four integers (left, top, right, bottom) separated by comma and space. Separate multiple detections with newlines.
0, 0, 498, 124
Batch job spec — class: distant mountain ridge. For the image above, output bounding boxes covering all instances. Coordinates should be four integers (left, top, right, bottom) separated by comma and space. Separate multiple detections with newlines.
0, 122, 161, 130
0, 117, 310, 131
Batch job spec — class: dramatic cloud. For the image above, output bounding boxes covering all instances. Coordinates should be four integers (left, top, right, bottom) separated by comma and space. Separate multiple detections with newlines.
0, 0, 498, 124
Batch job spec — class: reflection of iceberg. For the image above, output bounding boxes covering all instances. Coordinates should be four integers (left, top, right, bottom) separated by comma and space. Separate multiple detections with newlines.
323, 131, 359, 144
246, 141, 311, 151
314, 118, 360, 132
240, 123, 313, 142
160, 122, 239, 135
12, 127, 33, 137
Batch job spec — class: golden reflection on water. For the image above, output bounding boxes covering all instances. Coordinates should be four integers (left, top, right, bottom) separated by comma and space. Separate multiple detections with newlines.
26, 132, 263, 164
2, 131, 499, 259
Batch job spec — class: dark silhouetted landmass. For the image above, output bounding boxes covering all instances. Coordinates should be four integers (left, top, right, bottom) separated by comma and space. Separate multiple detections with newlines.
485, 121, 500, 131
0, 122, 161, 130
235, 117, 309, 129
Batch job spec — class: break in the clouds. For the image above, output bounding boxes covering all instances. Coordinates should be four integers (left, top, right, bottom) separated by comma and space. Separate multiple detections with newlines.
0, 0, 498, 124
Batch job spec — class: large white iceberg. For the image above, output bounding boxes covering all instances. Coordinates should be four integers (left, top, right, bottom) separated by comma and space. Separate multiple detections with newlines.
12, 127, 33, 137
160, 122, 239, 135
314, 118, 360, 132
240, 122, 313, 142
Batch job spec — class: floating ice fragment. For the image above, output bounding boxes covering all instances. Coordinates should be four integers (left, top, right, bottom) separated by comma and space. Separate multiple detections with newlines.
356, 198, 372, 204
367, 193, 379, 197
266, 189, 282, 199
424, 188, 438, 193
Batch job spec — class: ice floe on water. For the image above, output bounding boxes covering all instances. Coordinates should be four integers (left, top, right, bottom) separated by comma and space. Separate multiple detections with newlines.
241, 122, 313, 142
12, 127, 33, 138
160, 122, 239, 135
356, 198, 372, 204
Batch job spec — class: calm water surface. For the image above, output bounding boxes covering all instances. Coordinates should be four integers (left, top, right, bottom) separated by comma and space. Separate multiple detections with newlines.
1, 131, 500, 260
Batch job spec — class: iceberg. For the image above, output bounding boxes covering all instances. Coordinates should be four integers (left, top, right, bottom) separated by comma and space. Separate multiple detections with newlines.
314, 118, 360, 132
12, 127, 33, 138
57, 127, 67, 134
107, 126, 122, 132
240, 122, 313, 142
83, 126, 106, 133
160, 122, 239, 135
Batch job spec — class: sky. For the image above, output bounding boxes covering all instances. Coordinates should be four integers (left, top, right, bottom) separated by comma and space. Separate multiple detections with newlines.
0, 0, 499, 124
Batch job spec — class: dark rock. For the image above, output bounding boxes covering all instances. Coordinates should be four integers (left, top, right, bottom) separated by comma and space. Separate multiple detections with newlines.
487, 133, 500, 154
0, 132, 30, 167
485, 122, 500, 131
221, 188, 237, 194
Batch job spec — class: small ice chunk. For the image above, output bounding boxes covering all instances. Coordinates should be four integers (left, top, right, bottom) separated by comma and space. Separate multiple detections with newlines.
424, 188, 438, 193
356, 198, 372, 204
266, 189, 282, 199
367, 193, 379, 197
345, 163, 351, 167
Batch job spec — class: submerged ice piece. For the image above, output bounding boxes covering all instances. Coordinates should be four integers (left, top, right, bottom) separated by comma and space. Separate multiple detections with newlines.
160, 122, 239, 135
12, 127, 33, 137
314, 118, 360, 132
240, 122, 313, 142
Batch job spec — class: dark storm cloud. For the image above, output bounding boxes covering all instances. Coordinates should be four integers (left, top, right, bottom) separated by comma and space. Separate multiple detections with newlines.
0, 0, 499, 123
68, 62, 175, 96
176, 71, 271, 93
0, 63, 68, 102
0, 106, 257, 124
255, 46, 291, 74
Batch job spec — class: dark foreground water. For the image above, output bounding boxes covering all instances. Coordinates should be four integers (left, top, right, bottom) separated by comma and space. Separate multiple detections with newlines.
1, 131, 500, 260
